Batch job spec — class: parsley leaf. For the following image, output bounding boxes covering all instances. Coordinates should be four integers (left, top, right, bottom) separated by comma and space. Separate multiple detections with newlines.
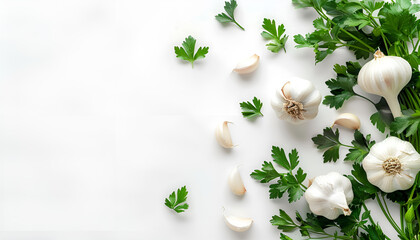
371, 97, 394, 132
344, 130, 375, 163
261, 18, 288, 53
322, 62, 360, 109
239, 97, 263, 119
313, 128, 375, 163
174, 36, 209, 67
164, 186, 189, 213
312, 127, 342, 163
347, 163, 378, 206
250, 161, 281, 183
251, 147, 307, 202
215, 0, 244, 30
370, 112, 387, 133
270, 210, 299, 232
361, 224, 388, 240
391, 110, 420, 137
280, 233, 294, 240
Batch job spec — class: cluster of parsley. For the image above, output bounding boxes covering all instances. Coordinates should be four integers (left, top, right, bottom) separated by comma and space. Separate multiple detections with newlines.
168, 1, 420, 239
250, 132, 388, 239
291, 0, 420, 151
251, 0, 420, 239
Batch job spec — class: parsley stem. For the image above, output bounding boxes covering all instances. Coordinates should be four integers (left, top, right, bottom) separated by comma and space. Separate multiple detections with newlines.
362, 203, 375, 226
314, 8, 375, 53
413, 33, 420, 53
401, 205, 405, 231
375, 193, 408, 240
342, 44, 371, 53
340, 143, 353, 148
233, 20, 245, 31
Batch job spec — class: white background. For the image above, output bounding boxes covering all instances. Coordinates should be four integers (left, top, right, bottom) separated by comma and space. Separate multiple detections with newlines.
0, 0, 401, 239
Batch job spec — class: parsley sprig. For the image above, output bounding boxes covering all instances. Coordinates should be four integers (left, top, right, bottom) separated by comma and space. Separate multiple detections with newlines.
174, 36, 209, 67
164, 186, 189, 213
391, 110, 420, 137
251, 147, 307, 203
261, 18, 288, 53
215, 0, 244, 30
272, 207, 382, 240
239, 97, 263, 119
312, 127, 375, 163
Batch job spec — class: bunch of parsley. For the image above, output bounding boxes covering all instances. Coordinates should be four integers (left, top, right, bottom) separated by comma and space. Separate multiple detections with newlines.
251, 142, 389, 239
291, 0, 420, 152
251, 0, 420, 239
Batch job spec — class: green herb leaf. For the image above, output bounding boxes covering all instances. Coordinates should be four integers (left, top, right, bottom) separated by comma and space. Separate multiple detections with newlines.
261, 18, 288, 53
322, 62, 360, 109
270, 210, 299, 232
174, 36, 209, 67
164, 186, 189, 213
271, 146, 291, 170
344, 130, 375, 163
361, 224, 388, 240
350, 163, 378, 196
240, 97, 263, 119
280, 233, 294, 240
312, 127, 342, 163
250, 161, 281, 183
370, 112, 387, 133
215, 0, 244, 30
252, 147, 307, 202
390, 110, 420, 137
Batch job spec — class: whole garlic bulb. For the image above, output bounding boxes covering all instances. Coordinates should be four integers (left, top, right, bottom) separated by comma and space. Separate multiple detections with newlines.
357, 50, 412, 117
271, 78, 322, 124
362, 137, 420, 193
304, 172, 353, 220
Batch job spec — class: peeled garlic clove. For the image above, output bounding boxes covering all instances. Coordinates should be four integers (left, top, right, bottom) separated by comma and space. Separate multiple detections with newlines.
233, 54, 260, 74
215, 121, 234, 148
224, 214, 253, 232
333, 113, 361, 130
228, 165, 246, 196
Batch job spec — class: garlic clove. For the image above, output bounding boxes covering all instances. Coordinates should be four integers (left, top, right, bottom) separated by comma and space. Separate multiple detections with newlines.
233, 54, 260, 74
228, 165, 246, 196
224, 214, 253, 232
215, 121, 234, 148
333, 113, 361, 130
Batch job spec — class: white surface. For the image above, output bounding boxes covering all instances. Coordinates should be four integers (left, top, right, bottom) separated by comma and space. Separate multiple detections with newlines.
0, 0, 399, 239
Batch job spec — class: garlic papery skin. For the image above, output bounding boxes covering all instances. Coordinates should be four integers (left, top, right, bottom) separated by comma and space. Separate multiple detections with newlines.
333, 113, 361, 130
271, 78, 322, 124
233, 54, 260, 74
362, 136, 420, 193
304, 172, 353, 220
224, 214, 253, 232
215, 121, 234, 148
228, 165, 246, 196
357, 50, 412, 118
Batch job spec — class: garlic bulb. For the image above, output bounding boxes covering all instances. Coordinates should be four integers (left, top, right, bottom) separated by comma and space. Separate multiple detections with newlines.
362, 137, 420, 193
271, 78, 322, 124
333, 113, 361, 130
304, 172, 353, 220
233, 54, 260, 74
357, 50, 412, 117
215, 121, 234, 148
228, 165, 246, 196
224, 214, 253, 232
